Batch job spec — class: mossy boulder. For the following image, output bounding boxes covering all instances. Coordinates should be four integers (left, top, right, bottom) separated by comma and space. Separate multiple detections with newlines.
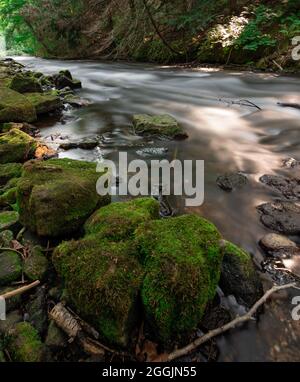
17, 158, 110, 237
0, 163, 22, 186
85, 197, 160, 240
135, 214, 223, 342
23, 246, 49, 281
0, 251, 22, 286
133, 114, 188, 139
219, 241, 263, 307
0, 230, 13, 247
0, 129, 37, 164
0, 87, 37, 123
53, 238, 143, 347
10, 74, 42, 94
25, 92, 61, 115
0, 211, 19, 232
7, 322, 44, 362
0, 187, 17, 207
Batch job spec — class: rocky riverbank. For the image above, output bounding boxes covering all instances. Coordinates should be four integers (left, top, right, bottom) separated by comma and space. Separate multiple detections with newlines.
0, 58, 285, 362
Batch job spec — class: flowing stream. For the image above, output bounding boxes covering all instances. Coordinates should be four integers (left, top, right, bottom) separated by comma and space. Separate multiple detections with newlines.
15, 56, 300, 361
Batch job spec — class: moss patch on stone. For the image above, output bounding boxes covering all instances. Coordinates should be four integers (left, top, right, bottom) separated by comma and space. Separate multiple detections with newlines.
85, 197, 160, 240
135, 214, 223, 342
25, 92, 61, 115
0, 129, 37, 164
24, 246, 49, 281
0, 250, 22, 286
53, 238, 143, 347
133, 114, 188, 139
17, 158, 110, 237
0, 163, 22, 186
0, 87, 37, 123
10, 74, 42, 94
0, 211, 19, 232
220, 241, 263, 307
8, 322, 44, 362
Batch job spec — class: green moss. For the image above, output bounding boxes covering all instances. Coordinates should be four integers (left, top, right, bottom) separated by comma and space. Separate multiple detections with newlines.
10, 74, 42, 94
0, 187, 17, 207
8, 322, 44, 362
17, 158, 110, 237
53, 237, 143, 347
85, 197, 160, 240
133, 114, 187, 139
0, 129, 37, 164
0, 87, 37, 123
135, 214, 223, 342
25, 92, 61, 114
23, 246, 49, 281
0, 163, 22, 186
0, 211, 19, 232
0, 250, 22, 286
220, 241, 263, 307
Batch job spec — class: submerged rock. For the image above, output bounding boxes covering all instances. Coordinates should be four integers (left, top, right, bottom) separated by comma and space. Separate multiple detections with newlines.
25, 92, 61, 114
135, 214, 224, 342
0, 250, 22, 286
219, 241, 263, 307
85, 198, 160, 240
17, 158, 110, 237
216, 172, 248, 191
59, 137, 99, 151
133, 114, 188, 139
53, 239, 143, 347
0, 211, 19, 232
10, 73, 42, 93
0, 129, 37, 164
7, 322, 45, 362
257, 201, 300, 235
260, 174, 300, 200
0, 87, 37, 123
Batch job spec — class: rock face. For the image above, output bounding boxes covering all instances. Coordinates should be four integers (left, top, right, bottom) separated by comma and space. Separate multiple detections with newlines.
85, 198, 160, 240
17, 158, 110, 237
10, 74, 43, 93
260, 174, 300, 200
0, 87, 37, 123
53, 239, 143, 347
219, 241, 263, 307
133, 114, 188, 139
0, 129, 37, 164
135, 214, 224, 342
0, 251, 22, 286
25, 92, 61, 114
216, 172, 248, 191
7, 322, 44, 362
257, 201, 300, 234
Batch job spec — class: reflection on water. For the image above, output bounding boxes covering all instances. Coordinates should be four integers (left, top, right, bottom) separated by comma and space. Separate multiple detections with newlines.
14, 56, 300, 361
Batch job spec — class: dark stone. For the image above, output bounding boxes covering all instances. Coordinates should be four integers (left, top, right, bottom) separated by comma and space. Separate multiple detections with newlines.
216, 172, 248, 191
257, 201, 300, 235
0, 251, 22, 286
25, 286, 48, 336
282, 158, 300, 169
259, 174, 300, 200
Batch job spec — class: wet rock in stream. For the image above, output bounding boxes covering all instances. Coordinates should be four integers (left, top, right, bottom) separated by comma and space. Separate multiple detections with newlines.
257, 201, 300, 235
259, 174, 300, 200
259, 233, 298, 255
282, 158, 300, 169
216, 172, 248, 192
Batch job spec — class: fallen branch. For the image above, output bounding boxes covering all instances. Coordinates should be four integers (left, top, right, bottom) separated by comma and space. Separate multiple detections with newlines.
278, 102, 300, 110
154, 282, 297, 362
219, 98, 262, 110
0, 280, 40, 300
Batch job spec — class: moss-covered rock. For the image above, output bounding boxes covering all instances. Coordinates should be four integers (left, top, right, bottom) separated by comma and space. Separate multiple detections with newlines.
0, 211, 19, 232
0, 187, 17, 207
53, 238, 143, 347
133, 114, 188, 139
0, 87, 37, 123
85, 197, 159, 240
219, 241, 263, 307
0, 251, 22, 286
0, 230, 13, 247
0, 310, 22, 335
45, 321, 67, 349
10, 74, 42, 94
7, 322, 44, 362
0, 129, 37, 164
23, 246, 49, 281
17, 158, 110, 237
25, 92, 61, 115
135, 214, 223, 342
0, 163, 22, 186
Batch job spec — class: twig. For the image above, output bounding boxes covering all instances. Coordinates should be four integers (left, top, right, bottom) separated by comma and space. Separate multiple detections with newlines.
0, 280, 40, 300
272, 60, 283, 71
0, 247, 25, 258
154, 282, 297, 362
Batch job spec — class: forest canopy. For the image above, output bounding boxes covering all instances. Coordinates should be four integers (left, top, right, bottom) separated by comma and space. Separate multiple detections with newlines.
0, 0, 299, 68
